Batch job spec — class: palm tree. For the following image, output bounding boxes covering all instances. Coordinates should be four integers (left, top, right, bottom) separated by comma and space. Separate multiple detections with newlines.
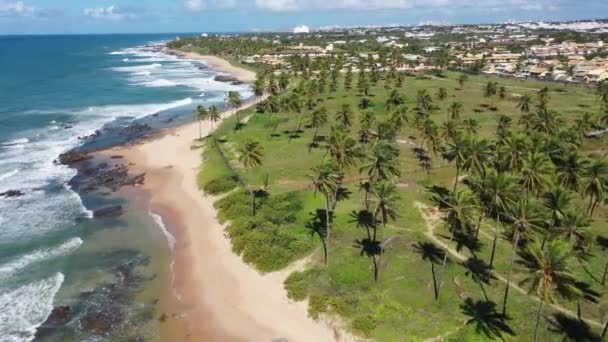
518, 239, 583, 342
462, 118, 479, 135
385, 89, 405, 110
538, 86, 550, 111
308, 159, 340, 265
437, 87, 448, 101
499, 86, 507, 101
521, 152, 554, 197
443, 133, 467, 192
208, 105, 221, 132
431, 188, 476, 299
368, 179, 400, 281
308, 106, 328, 151
359, 110, 375, 144
237, 139, 264, 216
482, 170, 519, 268
517, 94, 533, 114
463, 137, 494, 177
440, 120, 460, 142
335, 104, 354, 128
448, 101, 463, 121
417, 89, 434, 113
556, 153, 588, 192
484, 81, 498, 109
327, 125, 362, 207
531, 110, 562, 135
543, 186, 573, 244
458, 74, 469, 89
582, 159, 608, 217
278, 72, 290, 92
501, 198, 545, 316
253, 76, 266, 100
196, 105, 209, 139
360, 141, 400, 182
389, 105, 409, 132
226, 91, 243, 129
498, 135, 528, 173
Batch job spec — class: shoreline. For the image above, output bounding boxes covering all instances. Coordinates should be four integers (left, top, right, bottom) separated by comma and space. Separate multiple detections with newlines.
165, 48, 257, 83
101, 55, 353, 340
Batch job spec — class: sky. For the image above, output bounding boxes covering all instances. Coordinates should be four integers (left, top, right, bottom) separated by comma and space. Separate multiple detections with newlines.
1, 0, 607, 34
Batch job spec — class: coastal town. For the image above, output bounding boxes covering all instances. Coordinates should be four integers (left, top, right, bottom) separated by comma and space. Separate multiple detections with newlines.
173, 19, 608, 85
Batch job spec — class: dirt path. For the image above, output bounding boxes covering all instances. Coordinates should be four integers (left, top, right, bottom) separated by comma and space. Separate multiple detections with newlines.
414, 201, 605, 330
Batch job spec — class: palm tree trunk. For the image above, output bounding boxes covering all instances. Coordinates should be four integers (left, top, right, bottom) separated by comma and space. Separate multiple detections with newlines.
309, 127, 318, 152
601, 256, 608, 285
198, 120, 202, 139
489, 212, 500, 269
590, 198, 600, 218
453, 164, 460, 193
437, 220, 456, 300
534, 299, 544, 342
431, 262, 438, 300
502, 232, 519, 317
474, 214, 483, 242
324, 193, 331, 266
602, 315, 608, 338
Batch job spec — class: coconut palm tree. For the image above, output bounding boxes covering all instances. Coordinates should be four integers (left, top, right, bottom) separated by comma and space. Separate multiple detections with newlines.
481, 170, 519, 268
499, 86, 507, 101
458, 74, 469, 89
389, 105, 409, 132
484, 81, 498, 109
521, 152, 554, 197
517, 94, 533, 114
359, 110, 375, 144
360, 141, 400, 182
448, 101, 463, 121
556, 153, 588, 192
440, 120, 460, 142
208, 105, 221, 132
443, 133, 468, 192
518, 239, 583, 342
237, 139, 264, 216
582, 159, 608, 217
226, 91, 243, 129
437, 87, 448, 101
463, 137, 494, 177
462, 118, 479, 135
385, 89, 405, 110
308, 106, 329, 151
278, 72, 290, 92
368, 179, 400, 281
327, 125, 362, 207
498, 135, 528, 173
196, 105, 209, 139
431, 188, 476, 299
542, 186, 573, 244
531, 110, 562, 135
253, 76, 266, 100
538, 86, 550, 111
335, 103, 354, 128
417, 89, 434, 113
501, 198, 545, 316
308, 159, 340, 265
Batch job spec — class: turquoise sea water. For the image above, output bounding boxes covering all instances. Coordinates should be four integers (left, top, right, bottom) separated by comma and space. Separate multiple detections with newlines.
0, 34, 251, 341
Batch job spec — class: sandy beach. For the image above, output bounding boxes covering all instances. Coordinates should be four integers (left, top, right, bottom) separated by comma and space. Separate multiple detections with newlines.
103, 52, 353, 341
166, 48, 257, 83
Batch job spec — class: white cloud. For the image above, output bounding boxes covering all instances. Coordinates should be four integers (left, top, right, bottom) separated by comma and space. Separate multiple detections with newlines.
254, 0, 558, 11
0, 1, 37, 17
293, 24, 309, 33
83, 6, 133, 20
184, 0, 204, 11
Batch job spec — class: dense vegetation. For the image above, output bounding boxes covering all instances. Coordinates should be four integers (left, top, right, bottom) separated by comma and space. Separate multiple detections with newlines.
195, 51, 608, 340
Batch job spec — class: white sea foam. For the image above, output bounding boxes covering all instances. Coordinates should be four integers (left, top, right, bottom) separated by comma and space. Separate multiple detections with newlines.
0, 238, 83, 279
112, 63, 162, 73
149, 211, 176, 250
0, 169, 19, 182
139, 78, 177, 88
1, 138, 29, 146
0, 273, 64, 342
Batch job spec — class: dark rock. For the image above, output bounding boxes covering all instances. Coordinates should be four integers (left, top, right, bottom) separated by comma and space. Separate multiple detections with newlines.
80, 305, 125, 335
110, 155, 124, 159
46, 306, 73, 325
93, 205, 123, 219
230, 80, 244, 85
214, 75, 239, 83
57, 151, 92, 165
0, 190, 25, 198
69, 162, 145, 194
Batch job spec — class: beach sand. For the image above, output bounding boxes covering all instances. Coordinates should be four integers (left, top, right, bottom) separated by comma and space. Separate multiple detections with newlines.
167, 49, 257, 83
103, 54, 354, 341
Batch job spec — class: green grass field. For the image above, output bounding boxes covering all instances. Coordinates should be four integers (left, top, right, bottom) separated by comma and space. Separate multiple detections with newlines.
197, 70, 608, 341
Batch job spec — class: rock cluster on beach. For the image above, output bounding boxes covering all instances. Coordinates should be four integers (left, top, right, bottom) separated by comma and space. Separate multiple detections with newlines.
213, 75, 244, 85
0, 190, 25, 198
66, 158, 145, 194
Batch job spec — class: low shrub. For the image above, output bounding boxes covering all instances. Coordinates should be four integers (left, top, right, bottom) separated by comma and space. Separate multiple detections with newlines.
203, 175, 239, 194
351, 314, 377, 337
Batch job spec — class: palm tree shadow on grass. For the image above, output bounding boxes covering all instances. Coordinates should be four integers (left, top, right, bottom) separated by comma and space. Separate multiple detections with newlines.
348, 210, 375, 240
548, 313, 602, 342
306, 210, 330, 263
413, 241, 447, 300
463, 257, 496, 302
460, 298, 515, 341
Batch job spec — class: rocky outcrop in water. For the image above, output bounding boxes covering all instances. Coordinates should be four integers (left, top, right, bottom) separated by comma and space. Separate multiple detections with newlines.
57, 151, 93, 165
214, 75, 239, 83
80, 305, 126, 335
70, 164, 145, 193
93, 205, 124, 219
0, 190, 24, 198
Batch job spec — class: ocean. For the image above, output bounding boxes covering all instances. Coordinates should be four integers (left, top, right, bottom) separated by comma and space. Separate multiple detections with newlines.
0, 34, 252, 341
